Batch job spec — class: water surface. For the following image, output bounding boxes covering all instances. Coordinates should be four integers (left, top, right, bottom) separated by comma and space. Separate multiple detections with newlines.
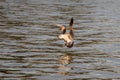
0, 0, 120, 80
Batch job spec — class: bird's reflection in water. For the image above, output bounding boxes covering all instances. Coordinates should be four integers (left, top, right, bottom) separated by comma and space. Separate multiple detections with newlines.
58, 54, 73, 75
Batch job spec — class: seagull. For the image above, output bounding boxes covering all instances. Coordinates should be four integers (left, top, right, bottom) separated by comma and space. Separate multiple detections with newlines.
55, 18, 74, 48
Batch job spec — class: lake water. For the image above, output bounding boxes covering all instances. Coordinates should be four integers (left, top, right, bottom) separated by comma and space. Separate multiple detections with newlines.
0, 0, 120, 80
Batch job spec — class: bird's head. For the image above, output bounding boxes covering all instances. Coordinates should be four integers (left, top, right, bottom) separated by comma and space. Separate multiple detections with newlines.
65, 41, 74, 48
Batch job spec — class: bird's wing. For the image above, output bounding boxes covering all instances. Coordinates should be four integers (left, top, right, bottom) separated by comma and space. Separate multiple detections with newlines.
69, 18, 74, 37
55, 24, 66, 34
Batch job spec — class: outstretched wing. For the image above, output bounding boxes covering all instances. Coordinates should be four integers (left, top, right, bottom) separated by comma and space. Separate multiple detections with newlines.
69, 17, 74, 38
55, 24, 66, 34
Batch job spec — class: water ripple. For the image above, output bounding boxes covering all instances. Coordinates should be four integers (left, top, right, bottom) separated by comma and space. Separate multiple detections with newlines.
0, 0, 120, 79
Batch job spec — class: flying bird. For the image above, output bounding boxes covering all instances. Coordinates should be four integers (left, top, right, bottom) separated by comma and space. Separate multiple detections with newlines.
55, 18, 74, 48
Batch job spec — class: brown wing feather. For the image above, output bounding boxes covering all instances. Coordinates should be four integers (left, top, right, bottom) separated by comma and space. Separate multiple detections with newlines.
55, 24, 66, 34
69, 18, 74, 38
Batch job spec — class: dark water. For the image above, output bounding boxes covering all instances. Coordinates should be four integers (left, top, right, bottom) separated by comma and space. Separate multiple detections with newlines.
0, 0, 120, 80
